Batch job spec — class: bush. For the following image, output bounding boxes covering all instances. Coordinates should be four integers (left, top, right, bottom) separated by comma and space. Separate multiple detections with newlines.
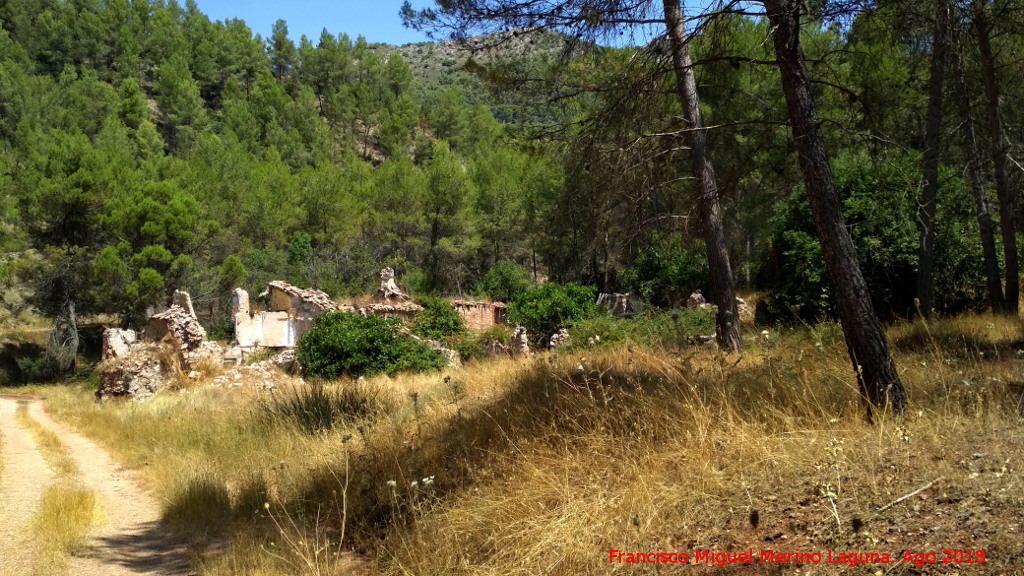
413, 296, 467, 341
621, 235, 710, 308
757, 153, 986, 322
297, 312, 448, 379
507, 282, 598, 338
477, 260, 534, 303
570, 308, 716, 349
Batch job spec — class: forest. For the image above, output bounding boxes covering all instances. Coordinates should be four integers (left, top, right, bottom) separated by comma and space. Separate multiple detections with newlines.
0, 0, 1022, 379
2, 1, 1024, 574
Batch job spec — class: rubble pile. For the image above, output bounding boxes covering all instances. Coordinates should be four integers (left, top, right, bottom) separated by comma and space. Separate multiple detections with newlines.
210, 361, 286, 390
101, 328, 137, 361
96, 343, 174, 400
549, 328, 571, 349
687, 291, 706, 309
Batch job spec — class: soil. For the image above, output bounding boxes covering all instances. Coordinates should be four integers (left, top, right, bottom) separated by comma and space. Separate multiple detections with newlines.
0, 396, 194, 576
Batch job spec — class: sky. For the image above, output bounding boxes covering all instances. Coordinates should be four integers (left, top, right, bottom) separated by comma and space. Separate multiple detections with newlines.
190, 0, 735, 48
192, 0, 434, 46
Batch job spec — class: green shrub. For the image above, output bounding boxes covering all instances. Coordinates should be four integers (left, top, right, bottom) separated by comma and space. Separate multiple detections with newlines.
413, 296, 467, 341
477, 260, 534, 303
570, 308, 716, 349
757, 153, 986, 322
507, 282, 598, 338
452, 325, 513, 362
16, 356, 50, 384
621, 235, 710, 308
297, 312, 448, 379
452, 337, 487, 362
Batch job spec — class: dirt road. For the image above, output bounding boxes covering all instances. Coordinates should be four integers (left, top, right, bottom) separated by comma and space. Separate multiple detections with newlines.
0, 396, 194, 576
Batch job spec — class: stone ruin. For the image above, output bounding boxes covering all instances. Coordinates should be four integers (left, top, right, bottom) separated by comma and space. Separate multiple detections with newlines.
511, 325, 529, 356
234, 282, 347, 349
99, 290, 249, 400
596, 292, 634, 317
374, 267, 410, 304
686, 290, 751, 320
549, 328, 571, 349
687, 290, 707, 309
146, 290, 206, 351
451, 300, 506, 331
363, 268, 423, 320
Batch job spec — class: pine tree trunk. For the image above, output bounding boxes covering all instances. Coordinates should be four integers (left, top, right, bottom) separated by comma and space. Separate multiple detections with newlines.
973, 0, 1020, 314
662, 0, 742, 353
953, 23, 1004, 311
915, 0, 949, 317
764, 0, 907, 416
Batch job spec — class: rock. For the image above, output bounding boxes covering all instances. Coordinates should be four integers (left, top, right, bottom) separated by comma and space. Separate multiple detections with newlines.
271, 348, 301, 374
183, 340, 225, 370
96, 343, 174, 400
511, 325, 530, 356
101, 328, 137, 361
428, 340, 461, 368
549, 328, 571, 349
735, 297, 750, 320
373, 267, 411, 304
687, 290, 706, 309
222, 345, 244, 366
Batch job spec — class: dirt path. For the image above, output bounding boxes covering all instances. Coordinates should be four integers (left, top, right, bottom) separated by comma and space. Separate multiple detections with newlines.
0, 397, 194, 576
0, 398, 54, 576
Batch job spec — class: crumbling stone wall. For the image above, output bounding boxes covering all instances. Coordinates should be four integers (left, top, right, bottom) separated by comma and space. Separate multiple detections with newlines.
147, 291, 206, 351
452, 300, 506, 331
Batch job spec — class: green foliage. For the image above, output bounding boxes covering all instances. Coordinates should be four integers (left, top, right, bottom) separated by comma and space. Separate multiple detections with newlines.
413, 296, 467, 341
569, 308, 716, 349
759, 154, 986, 321
621, 236, 710, 308
478, 260, 533, 303
507, 282, 598, 338
16, 355, 51, 384
297, 311, 448, 379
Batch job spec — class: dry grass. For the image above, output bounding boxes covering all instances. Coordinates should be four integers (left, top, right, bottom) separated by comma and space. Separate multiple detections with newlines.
30, 486, 101, 575
15, 404, 79, 478
14, 404, 102, 576
30, 313, 1024, 575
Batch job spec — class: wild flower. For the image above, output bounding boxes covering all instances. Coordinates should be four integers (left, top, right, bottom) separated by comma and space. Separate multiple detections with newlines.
422, 476, 435, 488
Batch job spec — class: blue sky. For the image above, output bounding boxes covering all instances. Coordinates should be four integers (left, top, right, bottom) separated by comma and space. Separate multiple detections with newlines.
191, 0, 732, 47
193, 0, 434, 45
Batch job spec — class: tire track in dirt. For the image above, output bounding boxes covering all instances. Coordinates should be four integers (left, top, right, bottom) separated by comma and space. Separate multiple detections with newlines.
0, 397, 194, 576
0, 397, 53, 576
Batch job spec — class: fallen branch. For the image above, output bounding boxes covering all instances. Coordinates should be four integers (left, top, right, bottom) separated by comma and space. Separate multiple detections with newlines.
876, 477, 944, 512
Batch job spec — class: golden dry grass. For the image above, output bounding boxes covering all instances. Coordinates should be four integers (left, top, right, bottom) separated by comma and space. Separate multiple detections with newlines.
14, 404, 102, 576
28, 313, 1024, 575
